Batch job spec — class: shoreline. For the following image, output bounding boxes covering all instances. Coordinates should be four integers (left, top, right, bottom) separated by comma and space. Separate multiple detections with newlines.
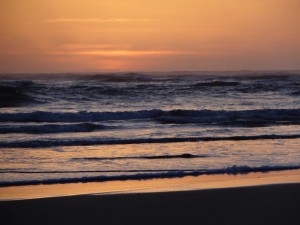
1, 169, 300, 201
1, 183, 299, 225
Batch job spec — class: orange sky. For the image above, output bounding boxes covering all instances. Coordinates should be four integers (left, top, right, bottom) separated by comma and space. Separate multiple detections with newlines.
0, 0, 299, 73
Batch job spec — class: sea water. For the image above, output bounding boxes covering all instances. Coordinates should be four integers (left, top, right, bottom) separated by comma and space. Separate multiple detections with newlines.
1, 71, 300, 186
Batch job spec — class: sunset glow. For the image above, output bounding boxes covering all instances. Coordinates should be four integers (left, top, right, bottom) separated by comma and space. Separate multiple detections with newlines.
1, 0, 299, 72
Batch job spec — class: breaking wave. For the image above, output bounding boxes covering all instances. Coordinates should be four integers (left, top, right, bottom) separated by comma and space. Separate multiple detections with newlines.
71, 153, 209, 161
0, 123, 110, 134
1, 134, 300, 148
0, 80, 45, 107
1, 108, 299, 126
1, 165, 299, 187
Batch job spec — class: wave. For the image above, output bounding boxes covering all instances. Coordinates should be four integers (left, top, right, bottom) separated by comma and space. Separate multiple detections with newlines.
0, 80, 46, 107
84, 73, 156, 82
291, 90, 300, 95
234, 82, 296, 93
0, 85, 36, 107
1, 108, 300, 126
1, 75, 300, 104
49, 80, 300, 96
1, 134, 300, 148
1, 165, 300, 187
71, 153, 209, 161
0, 123, 110, 134
193, 81, 241, 87
0, 110, 161, 123
235, 73, 298, 81
190, 80, 300, 94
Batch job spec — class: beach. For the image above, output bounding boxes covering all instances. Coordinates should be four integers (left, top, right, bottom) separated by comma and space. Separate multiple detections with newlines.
1, 183, 300, 225
1, 170, 300, 225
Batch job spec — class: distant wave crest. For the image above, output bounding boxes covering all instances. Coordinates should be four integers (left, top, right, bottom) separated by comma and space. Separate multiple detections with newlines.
193, 81, 241, 87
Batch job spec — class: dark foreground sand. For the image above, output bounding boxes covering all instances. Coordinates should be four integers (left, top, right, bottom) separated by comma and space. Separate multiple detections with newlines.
1, 183, 300, 225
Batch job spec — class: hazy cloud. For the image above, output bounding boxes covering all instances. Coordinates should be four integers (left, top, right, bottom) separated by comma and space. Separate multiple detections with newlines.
48, 49, 198, 56
47, 44, 197, 56
45, 18, 154, 23
55, 44, 132, 50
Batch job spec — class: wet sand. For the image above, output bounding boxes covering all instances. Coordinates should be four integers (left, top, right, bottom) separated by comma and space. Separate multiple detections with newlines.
1, 183, 300, 225
1, 169, 300, 200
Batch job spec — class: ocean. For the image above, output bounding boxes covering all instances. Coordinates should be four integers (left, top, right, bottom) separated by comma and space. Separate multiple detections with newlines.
1, 71, 300, 186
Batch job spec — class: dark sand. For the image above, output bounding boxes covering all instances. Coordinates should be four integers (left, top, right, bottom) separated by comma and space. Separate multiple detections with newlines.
1, 183, 300, 225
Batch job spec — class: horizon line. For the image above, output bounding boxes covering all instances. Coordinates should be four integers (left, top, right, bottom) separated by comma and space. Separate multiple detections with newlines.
1, 69, 300, 76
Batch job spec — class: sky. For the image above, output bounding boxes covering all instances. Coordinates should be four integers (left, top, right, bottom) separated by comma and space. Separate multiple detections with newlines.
0, 0, 299, 73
